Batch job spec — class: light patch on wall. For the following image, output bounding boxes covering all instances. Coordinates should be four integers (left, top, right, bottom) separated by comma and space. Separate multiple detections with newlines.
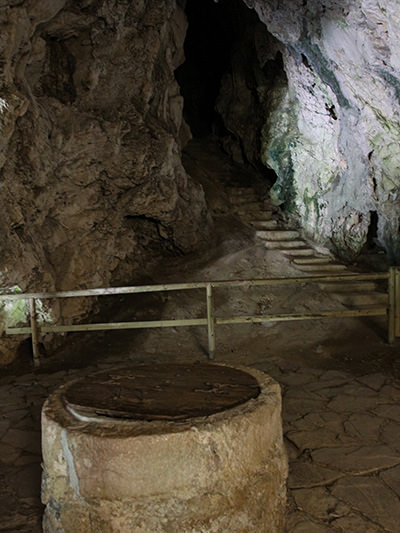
0, 98, 8, 113
0, 285, 54, 334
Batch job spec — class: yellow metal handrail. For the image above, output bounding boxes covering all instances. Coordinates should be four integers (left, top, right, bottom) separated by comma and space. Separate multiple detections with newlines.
1, 269, 399, 368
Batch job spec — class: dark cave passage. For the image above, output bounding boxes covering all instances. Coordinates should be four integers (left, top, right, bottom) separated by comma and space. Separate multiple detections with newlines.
175, 0, 285, 179
174, 0, 235, 138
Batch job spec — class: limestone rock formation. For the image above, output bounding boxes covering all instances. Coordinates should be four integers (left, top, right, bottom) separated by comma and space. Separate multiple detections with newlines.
2, 0, 400, 365
0, 0, 211, 363
244, 0, 400, 261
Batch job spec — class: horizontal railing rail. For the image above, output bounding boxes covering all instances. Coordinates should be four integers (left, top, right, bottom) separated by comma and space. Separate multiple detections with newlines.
1, 268, 399, 368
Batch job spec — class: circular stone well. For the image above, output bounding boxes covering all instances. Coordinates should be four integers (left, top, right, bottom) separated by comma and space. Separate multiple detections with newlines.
41, 363, 288, 532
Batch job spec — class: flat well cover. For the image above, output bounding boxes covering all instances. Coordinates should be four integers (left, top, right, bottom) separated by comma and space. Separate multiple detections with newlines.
62, 364, 260, 421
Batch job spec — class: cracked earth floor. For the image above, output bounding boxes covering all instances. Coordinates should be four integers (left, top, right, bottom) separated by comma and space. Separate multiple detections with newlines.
2, 238, 400, 532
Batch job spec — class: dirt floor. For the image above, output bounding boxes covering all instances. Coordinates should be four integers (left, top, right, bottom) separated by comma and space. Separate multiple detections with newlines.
1, 140, 400, 531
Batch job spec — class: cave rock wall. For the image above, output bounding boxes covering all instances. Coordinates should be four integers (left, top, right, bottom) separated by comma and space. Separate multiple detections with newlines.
246, 0, 400, 261
0, 0, 211, 362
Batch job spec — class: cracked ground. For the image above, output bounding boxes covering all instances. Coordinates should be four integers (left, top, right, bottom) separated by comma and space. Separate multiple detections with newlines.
1, 236, 400, 532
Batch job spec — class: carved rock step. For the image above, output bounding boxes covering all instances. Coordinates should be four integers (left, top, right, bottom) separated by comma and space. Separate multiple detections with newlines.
292, 257, 333, 265
264, 240, 307, 250
294, 263, 348, 273
236, 208, 267, 218
283, 247, 317, 257
250, 220, 278, 230
246, 210, 274, 221
229, 195, 258, 204
231, 198, 258, 207
256, 230, 300, 241
228, 190, 257, 199
226, 186, 254, 193
235, 202, 267, 212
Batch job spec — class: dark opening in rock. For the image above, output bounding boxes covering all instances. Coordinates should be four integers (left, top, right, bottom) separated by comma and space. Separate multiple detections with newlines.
366, 210, 379, 250
40, 37, 76, 105
175, 0, 284, 175
175, 0, 236, 138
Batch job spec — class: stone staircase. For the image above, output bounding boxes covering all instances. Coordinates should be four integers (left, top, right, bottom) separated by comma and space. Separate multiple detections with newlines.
227, 185, 388, 311
183, 139, 388, 313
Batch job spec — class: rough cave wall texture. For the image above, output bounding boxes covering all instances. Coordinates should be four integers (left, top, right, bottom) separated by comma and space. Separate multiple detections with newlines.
0, 0, 211, 361
1, 0, 400, 363
245, 0, 400, 261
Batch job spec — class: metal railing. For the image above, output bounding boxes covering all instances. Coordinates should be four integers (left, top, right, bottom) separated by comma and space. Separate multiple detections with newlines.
1, 268, 399, 368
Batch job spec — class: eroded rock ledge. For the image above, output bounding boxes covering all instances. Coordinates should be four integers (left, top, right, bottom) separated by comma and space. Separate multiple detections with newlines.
2, 0, 400, 364
1, 0, 211, 289
0, 0, 212, 362
244, 0, 400, 261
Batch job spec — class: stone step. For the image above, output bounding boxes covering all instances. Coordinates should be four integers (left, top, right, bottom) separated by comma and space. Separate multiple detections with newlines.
228, 187, 257, 194
294, 263, 348, 273
229, 192, 258, 201
250, 220, 279, 230
257, 230, 300, 241
235, 202, 266, 212
264, 240, 307, 250
245, 211, 274, 220
283, 248, 317, 257
292, 256, 332, 265
226, 185, 254, 194
238, 212, 273, 221
318, 281, 379, 292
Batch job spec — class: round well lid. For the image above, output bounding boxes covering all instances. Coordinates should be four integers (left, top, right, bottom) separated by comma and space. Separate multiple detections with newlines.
62, 363, 260, 421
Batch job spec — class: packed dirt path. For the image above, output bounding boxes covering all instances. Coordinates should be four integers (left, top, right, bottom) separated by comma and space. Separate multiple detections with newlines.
1, 139, 399, 532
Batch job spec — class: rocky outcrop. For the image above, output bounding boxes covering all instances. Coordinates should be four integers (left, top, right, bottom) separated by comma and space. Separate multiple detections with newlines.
243, 0, 400, 261
2, 0, 400, 364
0, 0, 211, 363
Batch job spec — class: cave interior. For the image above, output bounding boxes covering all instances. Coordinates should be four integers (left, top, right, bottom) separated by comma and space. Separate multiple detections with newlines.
1, 1, 400, 532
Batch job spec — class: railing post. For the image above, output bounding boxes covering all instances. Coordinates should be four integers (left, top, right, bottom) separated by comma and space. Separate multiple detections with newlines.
388, 267, 396, 343
206, 283, 215, 360
395, 267, 400, 339
29, 298, 40, 368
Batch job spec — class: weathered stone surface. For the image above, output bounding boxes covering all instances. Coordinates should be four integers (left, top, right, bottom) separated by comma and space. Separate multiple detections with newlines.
2, 428, 41, 455
328, 393, 378, 413
288, 460, 340, 490
356, 373, 387, 392
312, 445, 400, 473
285, 513, 333, 533
0, 420, 10, 440
331, 513, 386, 533
41, 365, 288, 532
243, 0, 400, 261
331, 476, 400, 532
2, 0, 400, 366
0, 441, 21, 465
380, 464, 400, 498
293, 486, 350, 520
0, 0, 212, 364
283, 398, 323, 423
344, 413, 383, 442
380, 420, 400, 451
290, 411, 345, 435
374, 403, 400, 422
286, 427, 352, 452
